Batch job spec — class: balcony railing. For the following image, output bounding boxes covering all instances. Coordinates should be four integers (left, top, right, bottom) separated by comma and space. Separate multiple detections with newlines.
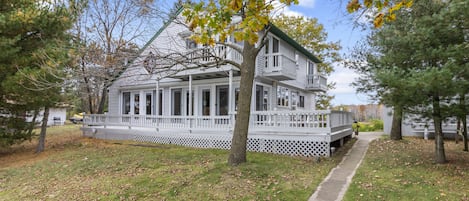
262, 53, 297, 80
306, 74, 327, 92
186, 46, 243, 64
83, 110, 353, 135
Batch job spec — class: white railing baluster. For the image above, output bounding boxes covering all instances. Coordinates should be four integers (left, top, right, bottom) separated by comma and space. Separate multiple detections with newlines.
83, 110, 352, 136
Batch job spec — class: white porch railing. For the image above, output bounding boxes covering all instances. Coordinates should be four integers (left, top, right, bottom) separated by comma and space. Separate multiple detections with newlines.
306, 74, 327, 92
83, 110, 353, 134
186, 46, 243, 64
263, 53, 297, 80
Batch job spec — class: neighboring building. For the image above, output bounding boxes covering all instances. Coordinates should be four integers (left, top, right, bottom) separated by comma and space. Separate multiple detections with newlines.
382, 106, 467, 138
82, 10, 353, 157
26, 107, 67, 126
347, 104, 383, 122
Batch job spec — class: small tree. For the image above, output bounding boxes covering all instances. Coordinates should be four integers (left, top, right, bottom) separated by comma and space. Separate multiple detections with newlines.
350, 0, 468, 163
71, 0, 159, 114
0, 0, 76, 149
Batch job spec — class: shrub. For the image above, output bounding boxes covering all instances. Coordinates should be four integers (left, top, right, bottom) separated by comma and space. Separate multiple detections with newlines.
354, 119, 384, 132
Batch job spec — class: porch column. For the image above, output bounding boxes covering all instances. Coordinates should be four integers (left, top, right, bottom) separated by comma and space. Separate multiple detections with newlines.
155, 80, 160, 115
228, 70, 233, 114
272, 81, 277, 111
155, 80, 160, 130
228, 70, 233, 128
189, 75, 193, 116
139, 90, 145, 115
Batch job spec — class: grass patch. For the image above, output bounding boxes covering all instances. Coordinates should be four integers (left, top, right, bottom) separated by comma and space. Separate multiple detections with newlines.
0, 126, 356, 200
344, 137, 469, 201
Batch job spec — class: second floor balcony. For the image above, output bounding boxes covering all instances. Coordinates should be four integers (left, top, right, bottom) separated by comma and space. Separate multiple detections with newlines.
306, 74, 327, 92
262, 53, 297, 81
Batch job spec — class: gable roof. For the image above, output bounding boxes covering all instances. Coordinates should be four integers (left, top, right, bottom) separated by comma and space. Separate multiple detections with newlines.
110, 8, 322, 85
269, 24, 321, 63
109, 8, 184, 85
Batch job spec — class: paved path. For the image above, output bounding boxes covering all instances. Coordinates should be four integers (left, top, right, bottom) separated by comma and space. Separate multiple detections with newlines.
308, 132, 382, 201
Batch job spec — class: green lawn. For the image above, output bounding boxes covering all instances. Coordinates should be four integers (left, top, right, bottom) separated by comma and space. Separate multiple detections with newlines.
344, 137, 469, 201
0, 125, 354, 200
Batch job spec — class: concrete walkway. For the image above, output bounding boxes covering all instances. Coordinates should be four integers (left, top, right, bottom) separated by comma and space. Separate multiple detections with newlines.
309, 132, 382, 201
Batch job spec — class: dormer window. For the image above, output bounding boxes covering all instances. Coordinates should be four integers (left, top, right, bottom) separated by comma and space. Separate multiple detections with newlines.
143, 51, 156, 73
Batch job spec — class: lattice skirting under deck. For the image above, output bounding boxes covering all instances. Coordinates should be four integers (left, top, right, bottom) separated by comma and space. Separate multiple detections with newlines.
83, 129, 331, 157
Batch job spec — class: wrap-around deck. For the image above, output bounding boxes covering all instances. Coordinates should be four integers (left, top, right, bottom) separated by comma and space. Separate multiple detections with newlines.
82, 110, 353, 157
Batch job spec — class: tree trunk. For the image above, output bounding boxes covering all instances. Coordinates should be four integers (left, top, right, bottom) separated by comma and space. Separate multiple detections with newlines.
390, 105, 403, 140
459, 94, 468, 151
36, 106, 49, 153
81, 58, 95, 114
432, 95, 446, 164
456, 119, 460, 144
27, 110, 39, 136
228, 42, 256, 166
97, 86, 107, 114
462, 115, 468, 152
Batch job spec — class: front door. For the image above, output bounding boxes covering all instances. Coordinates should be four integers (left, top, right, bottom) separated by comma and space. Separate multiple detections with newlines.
255, 85, 270, 111
216, 85, 228, 115
145, 92, 153, 115
201, 88, 210, 116
172, 88, 182, 115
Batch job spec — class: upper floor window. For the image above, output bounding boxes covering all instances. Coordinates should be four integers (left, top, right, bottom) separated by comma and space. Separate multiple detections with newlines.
272, 38, 279, 53
308, 61, 315, 75
264, 37, 279, 54
186, 38, 197, 49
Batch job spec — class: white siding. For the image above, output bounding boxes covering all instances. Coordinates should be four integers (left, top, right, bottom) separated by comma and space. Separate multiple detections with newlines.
256, 50, 265, 77
108, 14, 324, 115
26, 108, 66, 126
108, 86, 120, 115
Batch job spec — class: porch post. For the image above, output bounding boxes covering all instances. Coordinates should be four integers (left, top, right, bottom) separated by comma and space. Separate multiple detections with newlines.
228, 70, 233, 114
228, 70, 233, 128
189, 75, 193, 116
155, 80, 160, 130
156, 80, 160, 115
189, 75, 193, 130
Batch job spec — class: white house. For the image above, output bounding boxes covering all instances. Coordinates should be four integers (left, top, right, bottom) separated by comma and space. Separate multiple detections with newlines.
82, 10, 353, 157
383, 106, 468, 138
26, 107, 67, 126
